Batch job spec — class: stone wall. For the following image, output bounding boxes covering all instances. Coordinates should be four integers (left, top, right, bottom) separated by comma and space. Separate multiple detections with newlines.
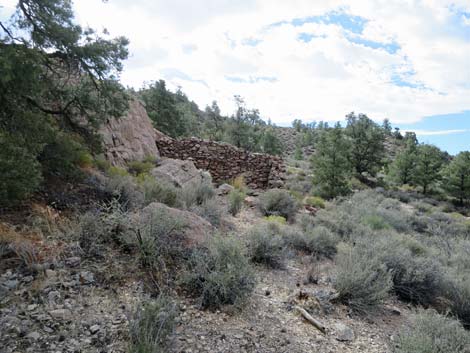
155, 131, 285, 189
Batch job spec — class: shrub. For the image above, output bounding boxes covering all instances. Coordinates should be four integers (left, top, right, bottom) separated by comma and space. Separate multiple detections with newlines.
128, 160, 155, 176
258, 189, 298, 221
104, 173, 144, 210
129, 295, 177, 353
135, 204, 186, 274
247, 223, 285, 269
0, 137, 43, 206
138, 174, 179, 207
94, 155, 111, 172
76, 201, 132, 257
264, 215, 287, 225
191, 198, 222, 227
304, 196, 326, 209
228, 189, 245, 216
444, 275, 470, 329
231, 175, 247, 193
363, 215, 391, 230
283, 226, 339, 258
394, 309, 470, 353
334, 242, 392, 314
180, 179, 215, 208
181, 235, 255, 310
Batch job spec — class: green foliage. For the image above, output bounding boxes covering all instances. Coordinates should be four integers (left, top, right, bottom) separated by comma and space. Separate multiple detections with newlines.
413, 144, 446, 194
140, 80, 188, 138
283, 225, 339, 258
135, 204, 186, 273
345, 112, 386, 177
191, 198, 222, 227
304, 196, 326, 209
0, 0, 129, 205
128, 160, 155, 176
129, 295, 177, 353
181, 235, 255, 310
311, 123, 352, 199
442, 151, 470, 205
0, 134, 42, 206
137, 174, 179, 207
247, 223, 285, 269
228, 189, 245, 216
264, 215, 287, 225
294, 145, 303, 160
180, 179, 215, 208
395, 310, 470, 353
334, 242, 392, 314
258, 189, 298, 221
388, 135, 417, 185
260, 128, 283, 156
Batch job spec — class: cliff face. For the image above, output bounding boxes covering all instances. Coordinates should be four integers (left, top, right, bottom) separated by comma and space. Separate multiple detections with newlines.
99, 99, 159, 166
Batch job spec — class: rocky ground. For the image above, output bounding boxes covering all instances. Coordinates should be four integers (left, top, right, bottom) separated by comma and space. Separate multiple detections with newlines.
0, 200, 411, 353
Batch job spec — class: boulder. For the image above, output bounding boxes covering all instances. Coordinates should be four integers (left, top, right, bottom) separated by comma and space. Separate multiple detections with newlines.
334, 323, 355, 342
151, 158, 211, 188
141, 202, 213, 247
100, 98, 159, 166
216, 183, 234, 195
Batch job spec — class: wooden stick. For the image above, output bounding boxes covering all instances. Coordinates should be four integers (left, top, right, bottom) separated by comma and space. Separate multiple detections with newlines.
295, 306, 326, 334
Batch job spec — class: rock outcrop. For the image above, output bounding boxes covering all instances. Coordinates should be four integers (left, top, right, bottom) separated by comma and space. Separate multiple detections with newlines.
99, 99, 159, 166
155, 134, 285, 189
150, 158, 211, 188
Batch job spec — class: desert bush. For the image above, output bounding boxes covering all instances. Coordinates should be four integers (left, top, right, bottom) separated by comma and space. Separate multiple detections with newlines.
264, 215, 287, 225
181, 235, 255, 310
247, 223, 285, 269
334, 242, 392, 314
304, 196, 326, 209
365, 234, 444, 306
94, 155, 111, 172
444, 275, 470, 329
258, 189, 298, 221
180, 179, 215, 208
135, 205, 186, 274
228, 189, 245, 216
129, 295, 177, 353
284, 225, 339, 258
138, 174, 179, 207
76, 201, 132, 256
191, 198, 222, 227
394, 309, 470, 353
363, 215, 391, 230
128, 160, 155, 176
231, 175, 247, 193
104, 173, 144, 210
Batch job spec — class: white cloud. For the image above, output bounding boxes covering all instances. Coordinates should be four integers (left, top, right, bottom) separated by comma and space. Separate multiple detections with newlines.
72, 0, 470, 125
405, 129, 469, 136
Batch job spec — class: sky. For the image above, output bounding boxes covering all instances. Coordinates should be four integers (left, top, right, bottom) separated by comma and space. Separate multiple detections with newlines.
1, 0, 470, 154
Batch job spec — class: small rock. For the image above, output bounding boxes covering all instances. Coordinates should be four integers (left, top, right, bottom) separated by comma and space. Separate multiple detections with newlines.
27, 331, 40, 341
78, 271, 95, 285
49, 309, 72, 321
27, 304, 38, 311
216, 184, 234, 195
89, 325, 100, 334
65, 257, 81, 268
334, 323, 354, 342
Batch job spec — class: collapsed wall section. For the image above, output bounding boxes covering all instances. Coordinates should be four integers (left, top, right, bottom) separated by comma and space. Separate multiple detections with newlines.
155, 131, 285, 189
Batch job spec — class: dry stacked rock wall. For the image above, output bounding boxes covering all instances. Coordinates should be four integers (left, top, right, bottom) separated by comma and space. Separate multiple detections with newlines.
155, 132, 285, 189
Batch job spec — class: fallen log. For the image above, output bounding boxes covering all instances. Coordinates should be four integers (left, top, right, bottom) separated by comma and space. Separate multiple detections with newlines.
295, 306, 326, 334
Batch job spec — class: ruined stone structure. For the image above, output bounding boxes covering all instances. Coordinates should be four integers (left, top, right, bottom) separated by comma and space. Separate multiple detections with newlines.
155, 131, 285, 189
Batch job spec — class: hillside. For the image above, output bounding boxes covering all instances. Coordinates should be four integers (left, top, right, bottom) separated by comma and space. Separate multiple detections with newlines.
2, 2, 470, 353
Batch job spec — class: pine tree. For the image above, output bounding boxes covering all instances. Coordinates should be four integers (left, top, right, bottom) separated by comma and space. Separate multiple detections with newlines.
345, 113, 386, 177
311, 123, 352, 198
442, 151, 470, 205
388, 133, 418, 185
413, 144, 446, 194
